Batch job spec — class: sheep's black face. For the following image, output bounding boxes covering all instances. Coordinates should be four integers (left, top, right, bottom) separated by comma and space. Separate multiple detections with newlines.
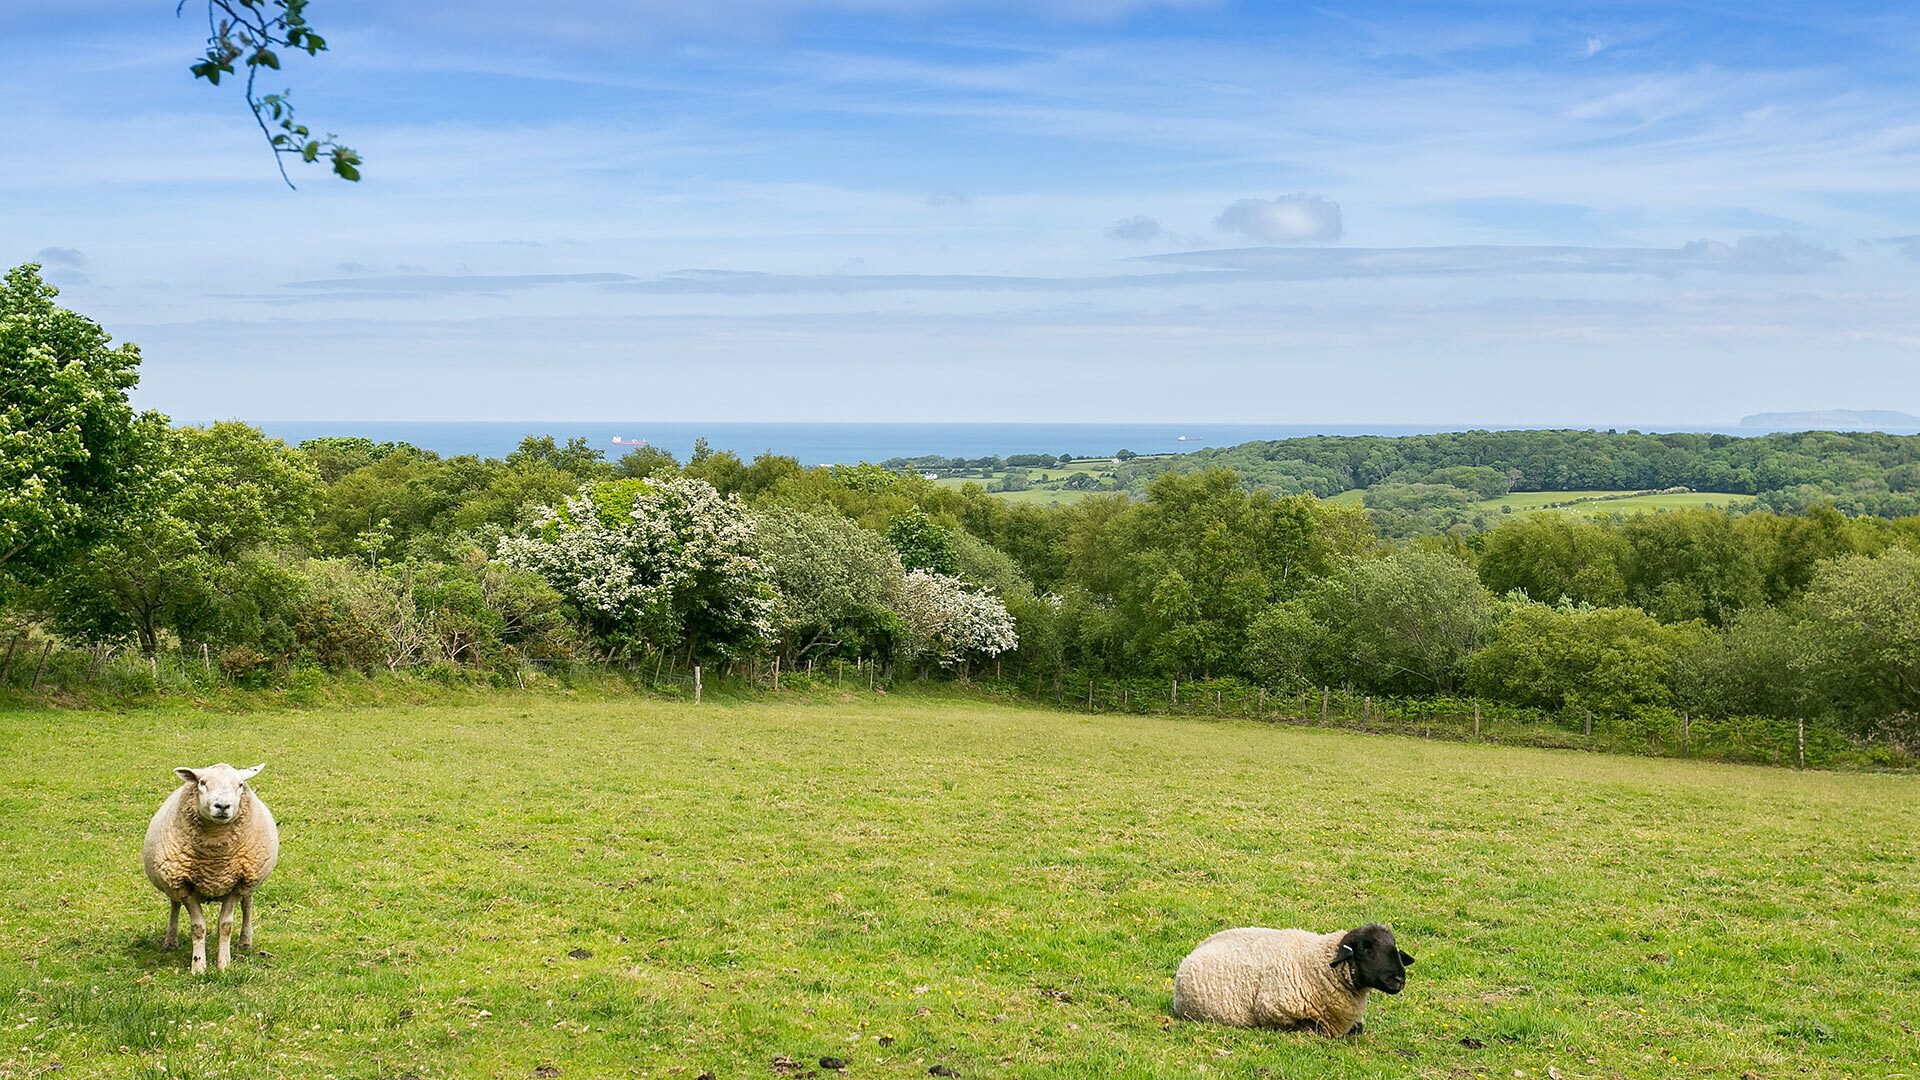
1331, 924, 1414, 995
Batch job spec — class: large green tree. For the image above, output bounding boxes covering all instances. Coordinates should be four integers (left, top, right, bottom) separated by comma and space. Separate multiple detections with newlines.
1476, 514, 1630, 606
1468, 601, 1704, 716
48, 422, 317, 654
0, 265, 167, 584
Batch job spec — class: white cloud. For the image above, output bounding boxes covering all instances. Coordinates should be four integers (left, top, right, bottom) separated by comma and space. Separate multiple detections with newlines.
1213, 195, 1344, 244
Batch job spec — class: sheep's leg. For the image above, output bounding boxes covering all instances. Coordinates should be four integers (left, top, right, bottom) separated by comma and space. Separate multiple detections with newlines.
185, 896, 207, 974
216, 895, 236, 971
239, 894, 253, 949
165, 900, 181, 949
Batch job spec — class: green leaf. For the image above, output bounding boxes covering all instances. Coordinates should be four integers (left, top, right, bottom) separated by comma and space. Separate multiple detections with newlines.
301, 141, 319, 163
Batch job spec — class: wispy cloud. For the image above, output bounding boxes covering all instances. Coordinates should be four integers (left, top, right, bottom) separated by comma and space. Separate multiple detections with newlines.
282, 273, 640, 295
4, 0, 1918, 423
266, 234, 1845, 304
1143, 235, 1842, 279
34, 245, 87, 268
1214, 195, 1344, 244
1105, 214, 1165, 242
1881, 235, 1920, 261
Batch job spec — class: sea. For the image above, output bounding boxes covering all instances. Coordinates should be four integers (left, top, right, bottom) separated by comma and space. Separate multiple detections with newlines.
233, 421, 1760, 466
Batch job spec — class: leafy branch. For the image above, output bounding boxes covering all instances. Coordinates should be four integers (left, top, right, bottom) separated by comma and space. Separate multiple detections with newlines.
182, 0, 361, 187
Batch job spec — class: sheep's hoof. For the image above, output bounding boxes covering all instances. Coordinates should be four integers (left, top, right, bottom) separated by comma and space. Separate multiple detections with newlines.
1346, 1022, 1365, 1037
163, 933, 177, 950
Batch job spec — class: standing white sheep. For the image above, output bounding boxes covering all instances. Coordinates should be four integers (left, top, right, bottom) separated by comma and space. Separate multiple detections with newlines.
143, 763, 279, 973
1171, 923, 1414, 1036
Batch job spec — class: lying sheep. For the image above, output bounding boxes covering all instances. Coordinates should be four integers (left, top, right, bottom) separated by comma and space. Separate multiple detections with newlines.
1171, 923, 1413, 1036
142, 763, 279, 973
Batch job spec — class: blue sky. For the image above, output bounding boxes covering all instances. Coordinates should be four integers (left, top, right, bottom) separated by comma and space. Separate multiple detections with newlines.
3, 0, 1918, 424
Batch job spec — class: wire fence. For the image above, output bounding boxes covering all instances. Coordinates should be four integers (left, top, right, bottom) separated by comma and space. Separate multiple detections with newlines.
2, 633, 1909, 771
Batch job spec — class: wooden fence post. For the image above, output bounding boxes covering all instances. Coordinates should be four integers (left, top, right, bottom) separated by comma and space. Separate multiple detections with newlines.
31, 640, 54, 689
1362, 696, 1370, 731
1088, 680, 1095, 710
1796, 717, 1806, 768
694, 665, 702, 704
1320, 687, 1330, 725
202, 642, 212, 675
1584, 709, 1592, 739
0, 635, 19, 685
1473, 700, 1481, 739
772, 656, 780, 692
1682, 711, 1690, 753
1256, 688, 1265, 718
1171, 678, 1178, 706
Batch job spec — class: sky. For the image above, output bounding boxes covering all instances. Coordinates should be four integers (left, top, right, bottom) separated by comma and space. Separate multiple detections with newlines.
3, 0, 1918, 425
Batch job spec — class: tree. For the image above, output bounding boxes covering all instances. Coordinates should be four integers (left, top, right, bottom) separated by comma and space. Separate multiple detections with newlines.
1476, 514, 1630, 607
498, 477, 774, 661
1310, 550, 1493, 693
1797, 548, 1920, 722
753, 506, 905, 663
886, 508, 961, 575
47, 422, 317, 654
895, 570, 1017, 669
505, 435, 609, 480
1675, 606, 1824, 721
1244, 601, 1327, 690
1, 265, 167, 582
1620, 510, 1764, 625
186, 0, 361, 186
1468, 601, 1703, 715
1071, 469, 1369, 677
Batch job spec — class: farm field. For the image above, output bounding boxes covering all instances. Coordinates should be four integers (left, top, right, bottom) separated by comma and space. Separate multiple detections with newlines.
1483, 489, 1757, 513
1322, 488, 1756, 515
1, 694, 1915, 1078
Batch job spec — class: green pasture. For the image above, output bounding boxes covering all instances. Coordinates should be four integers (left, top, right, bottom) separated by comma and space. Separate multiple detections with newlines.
2, 694, 1913, 1078
1484, 490, 1757, 513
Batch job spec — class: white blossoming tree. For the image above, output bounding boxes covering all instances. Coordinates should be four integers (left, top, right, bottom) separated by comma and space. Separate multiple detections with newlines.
498, 477, 773, 661
895, 569, 1018, 670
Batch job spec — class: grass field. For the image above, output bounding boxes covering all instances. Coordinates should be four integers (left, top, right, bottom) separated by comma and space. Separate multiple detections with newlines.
3, 694, 1916, 1078
1483, 490, 1757, 513
1320, 489, 1756, 515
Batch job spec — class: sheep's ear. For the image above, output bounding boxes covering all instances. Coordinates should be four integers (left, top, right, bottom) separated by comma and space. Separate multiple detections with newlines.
1331, 944, 1355, 967
237, 763, 265, 781
174, 767, 200, 784
1398, 950, 1414, 967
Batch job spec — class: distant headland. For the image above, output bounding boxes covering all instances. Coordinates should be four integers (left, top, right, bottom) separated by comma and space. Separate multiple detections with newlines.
1739, 409, 1920, 432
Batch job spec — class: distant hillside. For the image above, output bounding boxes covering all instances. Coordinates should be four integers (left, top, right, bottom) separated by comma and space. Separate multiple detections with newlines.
1740, 409, 1920, 431
1113, 428, 1920, 520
